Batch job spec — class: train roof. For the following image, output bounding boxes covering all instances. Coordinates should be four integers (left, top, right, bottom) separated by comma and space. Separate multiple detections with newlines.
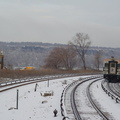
104, 58, 120, 63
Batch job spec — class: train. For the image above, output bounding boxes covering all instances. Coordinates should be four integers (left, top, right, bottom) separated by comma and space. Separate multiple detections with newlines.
103, 57, 120, 82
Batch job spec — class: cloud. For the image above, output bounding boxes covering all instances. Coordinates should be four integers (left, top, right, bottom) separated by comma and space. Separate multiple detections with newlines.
0, 0, 120, 47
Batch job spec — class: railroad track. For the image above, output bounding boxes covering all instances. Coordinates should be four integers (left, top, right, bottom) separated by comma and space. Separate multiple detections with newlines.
0, 74, 79, 92
101, 80, 120, 103
64, 76, 114, 120
0, 73, 101, 93
87, 79, 109, 120
108, 82, 120, 98
70, 77, 95, 120
0, 78, 45, 92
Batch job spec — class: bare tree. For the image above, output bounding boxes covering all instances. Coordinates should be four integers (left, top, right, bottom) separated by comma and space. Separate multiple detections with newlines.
60, 45, 76, 70
94, 50, 103, 70
44, 48, 62, 69
44, 46, 76, 70
69, 33, 91, 70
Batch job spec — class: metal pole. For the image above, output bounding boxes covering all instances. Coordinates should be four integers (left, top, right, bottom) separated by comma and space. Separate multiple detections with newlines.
16, 89, 19, 109
34, 83, 37, 92
48, 79, 49, 87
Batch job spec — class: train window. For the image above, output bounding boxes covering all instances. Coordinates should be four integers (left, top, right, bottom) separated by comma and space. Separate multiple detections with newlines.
117, 64, 120, 68
105, 63, 108, 68
111, 63, 115, 67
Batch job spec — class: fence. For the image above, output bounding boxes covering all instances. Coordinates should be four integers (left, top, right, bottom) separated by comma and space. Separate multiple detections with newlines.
101, 81, 120, 103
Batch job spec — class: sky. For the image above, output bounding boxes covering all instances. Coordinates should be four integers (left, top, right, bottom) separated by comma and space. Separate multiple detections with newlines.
0, 0, 120, 47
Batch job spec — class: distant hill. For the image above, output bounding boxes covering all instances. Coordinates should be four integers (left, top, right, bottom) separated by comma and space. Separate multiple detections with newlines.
0, 41, 120, 69
0, 42, 65, 69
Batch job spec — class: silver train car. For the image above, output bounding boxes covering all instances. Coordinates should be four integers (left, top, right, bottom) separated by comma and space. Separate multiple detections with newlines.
103, 57, 120, 82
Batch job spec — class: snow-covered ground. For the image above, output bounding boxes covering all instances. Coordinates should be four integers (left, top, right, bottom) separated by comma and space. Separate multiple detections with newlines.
0, 76, 81, 120
1, 75, 120, 120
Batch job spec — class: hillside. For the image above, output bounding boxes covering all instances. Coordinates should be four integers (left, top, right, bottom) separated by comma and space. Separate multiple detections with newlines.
0, 41, 120, 69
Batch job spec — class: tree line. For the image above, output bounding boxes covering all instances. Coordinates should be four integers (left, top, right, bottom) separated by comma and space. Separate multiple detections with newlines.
44, 32, 102, 70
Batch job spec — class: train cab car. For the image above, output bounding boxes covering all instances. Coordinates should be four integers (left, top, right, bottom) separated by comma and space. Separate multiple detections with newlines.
103, 57, 120, 82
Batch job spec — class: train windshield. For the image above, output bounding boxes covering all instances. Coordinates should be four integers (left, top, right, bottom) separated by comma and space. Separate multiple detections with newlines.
111, 63, 115, 67
104, 63, 108, 68
117, 64, 120, 68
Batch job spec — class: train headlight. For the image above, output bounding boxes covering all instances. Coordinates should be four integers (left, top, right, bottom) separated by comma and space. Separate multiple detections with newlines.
104, 71, 108, 74
117, 72, 120, 75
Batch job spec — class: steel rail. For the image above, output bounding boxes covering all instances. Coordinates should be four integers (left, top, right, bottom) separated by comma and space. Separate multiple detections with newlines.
0, 73, 102, 87
62, 76, 100, 120
0, 74, 78, 92
87, 79, 109, 120
70, 83, 82, 120
0, 79, 47, 92
70, 76, 102, 120
0, 75, 69, 92
108, 82, 120, 98
101, 80, 120, 103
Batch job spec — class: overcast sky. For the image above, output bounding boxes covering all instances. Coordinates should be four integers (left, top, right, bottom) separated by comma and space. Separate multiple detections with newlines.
0, 0, 120, 47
